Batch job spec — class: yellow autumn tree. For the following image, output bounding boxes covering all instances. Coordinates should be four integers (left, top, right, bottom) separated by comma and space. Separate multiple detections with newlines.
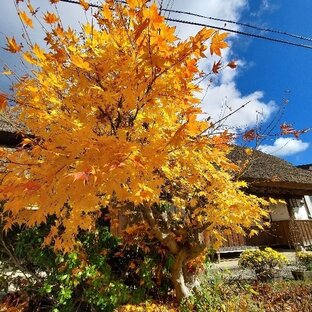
0, 0, 268, 300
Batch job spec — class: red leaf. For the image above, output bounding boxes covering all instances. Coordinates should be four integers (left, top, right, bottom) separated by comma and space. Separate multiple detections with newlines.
280, 123, 310, 139
227, 60, 237, 69
68, 167, 96, 184
212, 60, 222, 74
280, 123, 295, 135
243, 129, 257, 141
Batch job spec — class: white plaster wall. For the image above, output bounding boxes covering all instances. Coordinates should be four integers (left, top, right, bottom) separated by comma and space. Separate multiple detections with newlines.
292, 197, 310, 220
270, 203, 290, 221
304, 195, 312, 218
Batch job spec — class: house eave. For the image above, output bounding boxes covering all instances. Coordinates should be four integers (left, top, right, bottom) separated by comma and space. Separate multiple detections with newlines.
245, 178, 312, 196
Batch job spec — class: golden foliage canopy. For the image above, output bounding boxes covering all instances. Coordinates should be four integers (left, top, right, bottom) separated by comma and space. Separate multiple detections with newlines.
0, 0, 267, 252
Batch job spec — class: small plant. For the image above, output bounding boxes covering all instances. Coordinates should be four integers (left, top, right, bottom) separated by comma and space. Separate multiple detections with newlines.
239, 247, 288, 281
296, 251, 312, 271
180, 264, 260, 312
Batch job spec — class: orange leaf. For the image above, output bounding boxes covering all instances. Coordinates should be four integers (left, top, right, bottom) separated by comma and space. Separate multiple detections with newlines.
79, 0, 90, 11
19, 10, 34, 28
5, 37, 22, 53
23, 180, 41, 192
127, 0, 145, 9
43, 12, 59, 24
210, 32, 228, 56
50, 0, 60, 3
186, 59, 198, 74
212, 60, 222, 74
0, 93, 7, 111
129, 262, 136, 269
149, 3, 164, 24
134, 18, 150, 41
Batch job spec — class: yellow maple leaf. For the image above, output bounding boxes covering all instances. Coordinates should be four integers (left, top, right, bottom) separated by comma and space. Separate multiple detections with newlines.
71, 55, 92, 71
210, 32, 228, 56
2, 0, 268, 261
1, 69, 13, 75
268, 197, 277, 204
23, 51, 37, 64
249, 229, 258, 237
19, 10, 34, 29
27, 2, 36, 15
244, 148, 253, 156
33, 44, 46, 61
5, 37, 22, 53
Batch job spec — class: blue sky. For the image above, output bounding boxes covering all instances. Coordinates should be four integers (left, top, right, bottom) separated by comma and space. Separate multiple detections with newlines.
0, 0, 311, 165
235, 0, 312, 165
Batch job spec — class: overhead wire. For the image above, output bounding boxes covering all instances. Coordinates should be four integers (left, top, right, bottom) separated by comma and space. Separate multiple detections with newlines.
166, 17, 312, 50
57, 0, 312, 50
160, 7, 312, 43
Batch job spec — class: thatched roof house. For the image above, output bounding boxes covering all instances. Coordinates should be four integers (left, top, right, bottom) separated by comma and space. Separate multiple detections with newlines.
0, 112, 24, 146
229, 146, 312, 196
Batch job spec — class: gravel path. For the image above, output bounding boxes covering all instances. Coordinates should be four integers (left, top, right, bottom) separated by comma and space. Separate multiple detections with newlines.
211, 248, 298, 281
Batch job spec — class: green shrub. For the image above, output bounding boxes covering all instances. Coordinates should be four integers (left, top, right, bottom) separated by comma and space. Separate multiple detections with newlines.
0, 219, 174, 311
180, 264, 260, 312
296, 251, 312, 271
239, 247, 288, 281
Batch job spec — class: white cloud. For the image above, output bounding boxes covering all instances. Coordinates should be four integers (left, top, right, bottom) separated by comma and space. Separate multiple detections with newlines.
201, 82, 275, 129
167, 0, 276, 130
166, 0, 246, 39
259, 138, 310, 157
0, 0, 276, 131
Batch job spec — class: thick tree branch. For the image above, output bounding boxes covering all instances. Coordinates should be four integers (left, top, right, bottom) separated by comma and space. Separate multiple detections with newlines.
140, 203, 179, 255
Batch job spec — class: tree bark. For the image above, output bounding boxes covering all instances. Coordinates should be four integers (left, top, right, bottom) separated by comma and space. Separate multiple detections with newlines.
171, 242, 206, 302
171, 249, 192, 302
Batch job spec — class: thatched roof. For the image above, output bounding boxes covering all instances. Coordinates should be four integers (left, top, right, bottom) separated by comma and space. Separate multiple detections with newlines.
0, 111, 24, 146
229, 146, 312, 196
297, 164, 312, 171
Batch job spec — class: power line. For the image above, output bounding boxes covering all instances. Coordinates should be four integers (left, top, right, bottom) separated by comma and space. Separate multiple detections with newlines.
57, 0, 312, 50
160, 8, 312, 43
166, 17, 312, 50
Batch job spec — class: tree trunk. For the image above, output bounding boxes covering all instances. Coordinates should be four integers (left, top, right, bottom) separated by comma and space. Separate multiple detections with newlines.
171, 249, 193, 302
170, 242, 206, 302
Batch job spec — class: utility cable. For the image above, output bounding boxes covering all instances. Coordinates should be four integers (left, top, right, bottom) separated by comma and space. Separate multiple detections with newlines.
160, 8, 312, 43
166, 17, 312, 50
57, 0, 312, 50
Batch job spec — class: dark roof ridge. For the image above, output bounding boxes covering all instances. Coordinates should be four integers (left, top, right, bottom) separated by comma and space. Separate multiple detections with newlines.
228, 145, 312, 189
